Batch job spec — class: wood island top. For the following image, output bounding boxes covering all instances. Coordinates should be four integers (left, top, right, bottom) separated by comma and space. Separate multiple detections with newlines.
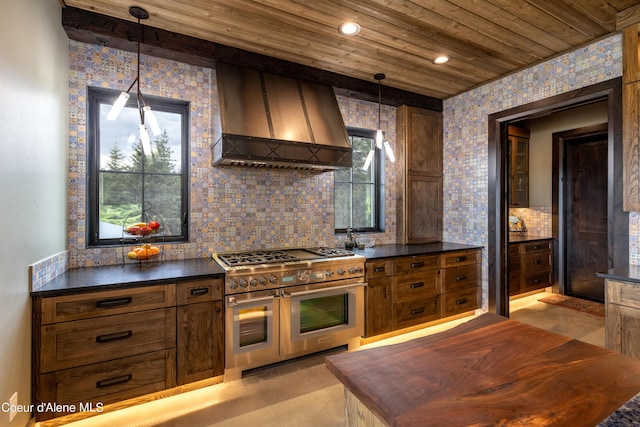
325, 313, 640, 427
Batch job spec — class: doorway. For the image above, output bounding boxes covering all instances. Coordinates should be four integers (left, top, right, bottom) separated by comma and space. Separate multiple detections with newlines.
554, 125, 609, 302
488, 78, 627, 316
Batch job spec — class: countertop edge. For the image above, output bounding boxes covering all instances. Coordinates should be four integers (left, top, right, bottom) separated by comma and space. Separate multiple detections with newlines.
32, 242, 484, 297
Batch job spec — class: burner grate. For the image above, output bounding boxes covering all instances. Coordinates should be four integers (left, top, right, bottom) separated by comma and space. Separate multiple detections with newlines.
305, 247, 355, 257
218, 250, 300, 266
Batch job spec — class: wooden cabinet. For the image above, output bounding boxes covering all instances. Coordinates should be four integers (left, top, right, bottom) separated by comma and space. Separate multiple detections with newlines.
364, 248, 480, 338
508, 239, 553, 296
440, 250, 481, 317
365, 260, 393, 337
508, 125, 529, 207
33, 285, 177, 421
605, 279, 640, 357
176, 279, 224, 385
622, 25, 640, 211
397, 105, 443, 244
33, 278, 225, 421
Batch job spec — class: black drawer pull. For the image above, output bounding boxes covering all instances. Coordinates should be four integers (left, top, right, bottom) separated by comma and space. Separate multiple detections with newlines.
455, 256, 468, 262
96, 330, 132, 343
456, 298, 469, 305
411, 262, 425, 268
374, 266, 385, 273
410, 307, 425, 316
456, 275, 467, 281
410, 282, 425, 289
533, 259, 543, 265
96, 374, 132, 389
190, 287, 209, 296
96, 296, 132, 309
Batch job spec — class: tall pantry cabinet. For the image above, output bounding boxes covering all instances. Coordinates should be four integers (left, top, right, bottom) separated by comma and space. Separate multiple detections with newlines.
396, 105, 443, 244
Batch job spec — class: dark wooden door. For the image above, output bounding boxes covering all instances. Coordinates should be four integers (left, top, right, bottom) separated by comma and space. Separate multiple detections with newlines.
565, 137, 608, 302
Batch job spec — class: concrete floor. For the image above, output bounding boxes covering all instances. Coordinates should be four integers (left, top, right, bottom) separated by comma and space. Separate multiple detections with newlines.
56, 291, 604, 427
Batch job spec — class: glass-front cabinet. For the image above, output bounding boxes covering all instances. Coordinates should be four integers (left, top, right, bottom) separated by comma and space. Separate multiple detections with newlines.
508, 125, 530, 207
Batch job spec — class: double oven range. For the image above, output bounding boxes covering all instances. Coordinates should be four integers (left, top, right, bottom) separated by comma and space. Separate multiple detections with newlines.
213, 247, 365, 379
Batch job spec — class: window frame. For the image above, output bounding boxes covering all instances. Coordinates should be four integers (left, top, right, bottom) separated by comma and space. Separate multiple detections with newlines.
87, 87, 190, 247
334, 127, 384, 234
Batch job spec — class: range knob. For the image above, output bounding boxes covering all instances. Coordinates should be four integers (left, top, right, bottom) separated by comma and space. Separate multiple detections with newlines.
269, 275, 278, 285
239, 278, 249, 288
249, 278, 258, 287
258, 276, 267, 286
325, 270, 334, 278
348, 266, 364, 274
297, 269, 310, 282
228, 279, 239, 290
337, 268, 346, 275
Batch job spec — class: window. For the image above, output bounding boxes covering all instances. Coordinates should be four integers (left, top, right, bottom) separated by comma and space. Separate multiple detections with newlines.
87, 87, 189, 246
334, 128, 384, 232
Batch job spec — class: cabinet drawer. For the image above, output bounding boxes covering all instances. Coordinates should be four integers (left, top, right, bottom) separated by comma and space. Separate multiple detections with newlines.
607, 280, 640, 309
392, 270, 439, 302
442, 264, 479, 292
37, 349, 174, 420
521, 252, 552, 273
366, 261, 392, 279
443, 287, 479, 317
40, 285, 176, 324
439, 250, 480, 267
522, 271, 551, 292
393, 255, 438, 275
177, 278, 223, 305
393, 296, 440, 330
521, 240, 552, 254
41, 308, 176, 373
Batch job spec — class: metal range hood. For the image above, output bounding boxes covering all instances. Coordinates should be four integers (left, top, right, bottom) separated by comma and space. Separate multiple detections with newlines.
211, 62, 352, 170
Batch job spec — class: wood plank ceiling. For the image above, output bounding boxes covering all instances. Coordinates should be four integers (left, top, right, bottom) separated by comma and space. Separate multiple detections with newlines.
61, 0, 640, 101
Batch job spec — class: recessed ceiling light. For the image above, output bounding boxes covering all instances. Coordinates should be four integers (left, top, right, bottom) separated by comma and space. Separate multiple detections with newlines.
433, 55, 450, 64
338, 21, 361, 36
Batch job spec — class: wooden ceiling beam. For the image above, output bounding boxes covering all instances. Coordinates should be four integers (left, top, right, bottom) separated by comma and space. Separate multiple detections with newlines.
61, 6, 443, 111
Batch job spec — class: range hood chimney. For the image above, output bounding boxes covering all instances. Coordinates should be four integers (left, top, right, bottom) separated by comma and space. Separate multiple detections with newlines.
211, 62, 352, 170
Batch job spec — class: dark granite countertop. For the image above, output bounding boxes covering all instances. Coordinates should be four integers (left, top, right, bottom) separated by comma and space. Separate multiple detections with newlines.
353, 242, 483, 260
596, 265, 640, 285
508, 233, 553, 243
31, 257, 225, 297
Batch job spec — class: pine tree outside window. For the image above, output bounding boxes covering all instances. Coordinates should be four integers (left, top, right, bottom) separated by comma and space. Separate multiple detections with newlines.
87, 87, 189, 246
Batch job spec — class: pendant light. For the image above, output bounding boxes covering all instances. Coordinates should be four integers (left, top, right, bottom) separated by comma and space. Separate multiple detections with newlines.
363, 73, 395, 170
106, 6, 161, 155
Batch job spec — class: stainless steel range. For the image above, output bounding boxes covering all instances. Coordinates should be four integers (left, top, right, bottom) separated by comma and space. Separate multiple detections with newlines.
213, 247, 365, 379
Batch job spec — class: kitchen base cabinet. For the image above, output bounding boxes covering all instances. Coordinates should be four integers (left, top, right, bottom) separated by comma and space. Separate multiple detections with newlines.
176, 279, 224, 385
364, 248, 480, 339
365, 277, 393, 337
606, 279, 640, 357
33, 278, 225, 422
508, 239, 553, 296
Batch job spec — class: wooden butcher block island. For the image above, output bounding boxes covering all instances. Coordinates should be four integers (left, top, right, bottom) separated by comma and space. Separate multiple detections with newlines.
325, 313, 640, 427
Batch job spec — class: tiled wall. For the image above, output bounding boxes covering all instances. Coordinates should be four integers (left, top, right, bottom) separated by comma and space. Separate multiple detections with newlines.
443, 34, 625, 309
29, 251, 68, 291
67, 41, 398, 268
509, 207, 552, 236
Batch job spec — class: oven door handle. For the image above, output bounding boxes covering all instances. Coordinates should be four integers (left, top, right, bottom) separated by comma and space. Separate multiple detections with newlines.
226, 295, 276, 307
280, 282, 366, 298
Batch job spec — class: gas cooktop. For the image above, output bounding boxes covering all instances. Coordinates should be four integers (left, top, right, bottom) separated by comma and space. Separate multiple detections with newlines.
214, 247, 355, 268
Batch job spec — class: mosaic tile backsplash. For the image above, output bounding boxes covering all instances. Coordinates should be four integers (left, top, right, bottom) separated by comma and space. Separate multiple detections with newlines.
67, 41, 398, 268
509, 207, 552, 236
30, 251, 68, 291
443, 33, 625, 309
